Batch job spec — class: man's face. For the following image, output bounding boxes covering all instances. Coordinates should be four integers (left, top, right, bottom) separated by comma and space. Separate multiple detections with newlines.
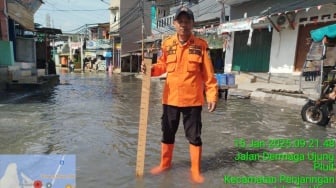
174, 13, 194, 38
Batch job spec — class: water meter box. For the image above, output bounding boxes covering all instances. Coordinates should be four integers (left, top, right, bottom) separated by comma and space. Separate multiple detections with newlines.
227, 73, 235, 86
215, 73, 227, 86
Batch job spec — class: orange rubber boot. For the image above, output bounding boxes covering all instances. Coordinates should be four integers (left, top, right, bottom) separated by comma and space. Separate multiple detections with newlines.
190, 144, 204, 183
150, 143, 174, 175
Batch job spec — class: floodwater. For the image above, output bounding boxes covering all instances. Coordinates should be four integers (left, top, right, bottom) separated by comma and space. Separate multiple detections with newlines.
0, 70, 335, 188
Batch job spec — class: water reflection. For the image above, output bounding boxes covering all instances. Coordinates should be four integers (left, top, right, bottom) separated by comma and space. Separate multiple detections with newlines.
0, 72, 335, 188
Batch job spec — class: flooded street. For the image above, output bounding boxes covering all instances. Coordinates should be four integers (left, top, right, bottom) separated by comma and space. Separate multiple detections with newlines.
0, 71, 335, 188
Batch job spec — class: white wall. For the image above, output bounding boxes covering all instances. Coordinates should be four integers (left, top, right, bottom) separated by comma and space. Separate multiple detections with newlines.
224, 32, 234, 73
109, 0, 120, 33
269, 28, 299, 73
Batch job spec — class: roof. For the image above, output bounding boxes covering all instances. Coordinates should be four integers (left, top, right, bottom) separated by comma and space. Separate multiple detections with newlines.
260, 0, 336, 16
136, 36, 162, 44
195, 0, 222, 22
230, 0, 336, 19
224, 0, 252, 5
121, 49, 142, 58
171, 1, 222, 23
35, 27, 62, 35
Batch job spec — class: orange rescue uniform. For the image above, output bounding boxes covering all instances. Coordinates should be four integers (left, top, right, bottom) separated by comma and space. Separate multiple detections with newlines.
152, 34, 218, 107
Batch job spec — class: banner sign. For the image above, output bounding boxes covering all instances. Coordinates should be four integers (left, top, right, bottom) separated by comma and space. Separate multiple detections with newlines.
86, 39, 112, 49
218, 19, 252, 34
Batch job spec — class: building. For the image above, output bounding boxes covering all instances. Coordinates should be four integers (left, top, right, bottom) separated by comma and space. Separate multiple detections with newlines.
83, 23, 112, 71
146, 0, 230, 72
0, 0, 59, 91
218, 0, 336, 74
108, 0, 336, 76
109, 0, 151, 72
55, 33, 81, 68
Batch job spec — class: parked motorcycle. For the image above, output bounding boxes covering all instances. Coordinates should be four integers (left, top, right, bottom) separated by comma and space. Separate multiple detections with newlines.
301, 76, 336, 126
300, 24, 336, 126
301, 97, 333, 126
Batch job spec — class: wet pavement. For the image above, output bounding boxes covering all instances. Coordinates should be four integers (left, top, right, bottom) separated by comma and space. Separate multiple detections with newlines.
0, 71, 335, 188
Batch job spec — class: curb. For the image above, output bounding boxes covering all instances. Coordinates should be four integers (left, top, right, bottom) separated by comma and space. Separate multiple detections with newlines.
250, 91, 308, 107
228, 88, 308, 107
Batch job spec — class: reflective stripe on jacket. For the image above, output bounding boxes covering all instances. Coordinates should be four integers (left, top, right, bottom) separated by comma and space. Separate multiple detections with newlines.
151, 34, 218, 107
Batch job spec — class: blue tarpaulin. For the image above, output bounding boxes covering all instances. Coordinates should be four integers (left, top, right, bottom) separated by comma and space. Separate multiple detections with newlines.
103, 51, 112, 58
310, 24, 336, 42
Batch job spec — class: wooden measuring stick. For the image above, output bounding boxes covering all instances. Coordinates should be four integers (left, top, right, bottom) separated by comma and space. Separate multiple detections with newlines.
135, 58, 152, 177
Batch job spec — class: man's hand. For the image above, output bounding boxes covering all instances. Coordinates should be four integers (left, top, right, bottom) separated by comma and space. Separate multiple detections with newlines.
141, 61, 146, 74
208, 101, 217, 112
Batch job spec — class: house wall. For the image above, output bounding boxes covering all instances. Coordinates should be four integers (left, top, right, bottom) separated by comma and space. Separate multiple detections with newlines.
7, 0, 42, 31
269, 28, 298, 73
269, 4, 336, 74
227, 0, 336, 74
156, 0, 171, 18
109, 0, 120, 33
223, 26, 300, 74
16, 37, 36, 63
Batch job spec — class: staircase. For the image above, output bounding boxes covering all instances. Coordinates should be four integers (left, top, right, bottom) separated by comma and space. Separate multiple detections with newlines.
234, 72, 321, 99
7, 62, 43, 83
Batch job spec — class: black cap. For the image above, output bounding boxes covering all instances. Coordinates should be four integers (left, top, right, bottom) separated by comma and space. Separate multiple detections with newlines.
174, 6, 194, 21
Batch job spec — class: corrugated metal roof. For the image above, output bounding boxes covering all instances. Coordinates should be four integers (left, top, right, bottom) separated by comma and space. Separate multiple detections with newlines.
35, 27, 62, 35
193, 0, 222, 22
263, 0, 336, 16
224, 0, 252, 5
231, 0, 336, 19
169, 0, 250, 23
170, 1, 222, 22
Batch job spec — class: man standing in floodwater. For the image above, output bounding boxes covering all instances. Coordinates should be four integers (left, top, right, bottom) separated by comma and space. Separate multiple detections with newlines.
141, 6, 218, 183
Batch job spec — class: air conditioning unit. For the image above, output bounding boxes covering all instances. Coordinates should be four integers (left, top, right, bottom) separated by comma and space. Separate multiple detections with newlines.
276, 14, 288, 28
272, 12, 296, 30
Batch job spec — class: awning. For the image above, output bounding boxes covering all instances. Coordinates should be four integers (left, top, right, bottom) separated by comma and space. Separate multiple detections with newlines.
103, 51, 112, 57
136, 36, 162, 44
84, 51, 96, 57
35, 27, 62, 35
121, 53, 132, 58
121, 49, 142, 58
311, 24, 336, 42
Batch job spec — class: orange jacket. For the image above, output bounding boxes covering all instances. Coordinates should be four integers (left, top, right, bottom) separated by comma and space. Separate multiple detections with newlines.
152, 34, 218, 107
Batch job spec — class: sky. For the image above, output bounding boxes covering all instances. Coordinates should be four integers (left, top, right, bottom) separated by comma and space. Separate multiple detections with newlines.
34, 0, 111, 33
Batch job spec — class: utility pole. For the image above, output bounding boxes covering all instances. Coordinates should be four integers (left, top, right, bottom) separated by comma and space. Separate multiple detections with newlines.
68, 36, 72, 66
112, 35, 115, 69
80, 35, 84, 72
141, 0, 144, 60
45, 33, 49, 75
217, 0, 227, 74
217, 0, 226, 24
46, 13, 51, 27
